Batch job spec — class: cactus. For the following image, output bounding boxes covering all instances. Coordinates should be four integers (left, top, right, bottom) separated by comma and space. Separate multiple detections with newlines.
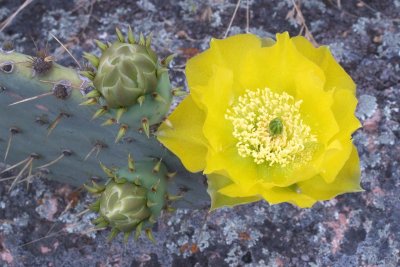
87, 157, 178, 242
82, 28, 175, 140
0, 31, 209, 215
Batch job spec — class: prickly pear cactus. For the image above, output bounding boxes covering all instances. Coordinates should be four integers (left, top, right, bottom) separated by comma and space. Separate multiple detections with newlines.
82, 28, 176, 140
0, 36, 209, 210
88, 157, 179, 242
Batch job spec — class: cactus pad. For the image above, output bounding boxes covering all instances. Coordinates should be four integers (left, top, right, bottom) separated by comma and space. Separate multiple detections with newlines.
0, 46, 209, 211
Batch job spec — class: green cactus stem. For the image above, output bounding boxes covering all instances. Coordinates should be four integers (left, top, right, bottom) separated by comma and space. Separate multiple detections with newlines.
87, 157, 179, 242
0, 42, 209, 210
83, 27, 174, 140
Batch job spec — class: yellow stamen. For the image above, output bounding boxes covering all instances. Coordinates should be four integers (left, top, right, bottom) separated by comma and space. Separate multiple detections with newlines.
225, 88, 316, 166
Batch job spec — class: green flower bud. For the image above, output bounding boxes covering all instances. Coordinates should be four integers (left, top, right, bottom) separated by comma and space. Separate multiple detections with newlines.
93, 42, 159, 108
87, 158, 182, 242
99, 181, 150, 232
83, 28, 175, 139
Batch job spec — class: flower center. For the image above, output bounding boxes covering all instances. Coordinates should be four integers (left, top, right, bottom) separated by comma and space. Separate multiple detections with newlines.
225, 88, 317, 166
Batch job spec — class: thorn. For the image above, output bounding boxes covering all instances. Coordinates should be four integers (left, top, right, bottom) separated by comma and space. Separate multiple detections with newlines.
145, 32, 153, 47
89, 199, 101, 212
8, 157, 34, 193
152, 92, 166, 103
141, 118, 150, 138
4, 127, 20, 162
99, 162, 114, 177
107, 228, 120, 242
166, 194, 183, 201
115, 27, 125, 42
84, 142, 105, 161
92, 180, 106, 191
1, 155, 29, 174
95, 221, 109, 229
145, 229, 155, 243
147, 200, 157, 208
84, 181, 106, 194
80, 70, 95, 80
47, 113, 67, 136
166, 205, 176, 213
84, 146, 97, 161
115, 107, 127, 122
123, 231, 132, 243
80, 97, 97, 106
85, 89, 101, 98
8, 92, 53, 106
135, 222, 143, 240
84, 183, 99, 194
133, 177, 141, 186
83, 81, 94, 89
114, 176, 127, 184
137, 95, 145, 106
152, 159, 162, 173
36, 150, 70, 169
151, 179, 161, 192
101, 118, 116, 126
50, 33, 81, 69
161, 54, 176, 66
92, 106, 108, 120
83, 52, 100, 68
127, 26, 135, 44
139, 33, 145, 46
148, 215, 157, 224
166, 171, 177, 180
92, 216, 105, 225
172, 87, 187, 97
156, 67, 169, 77
128, 154, 135, 172
115, 124, 128, 143
163, 118, 173, 129
94, 39, 108, 51
25, 163, 34, 190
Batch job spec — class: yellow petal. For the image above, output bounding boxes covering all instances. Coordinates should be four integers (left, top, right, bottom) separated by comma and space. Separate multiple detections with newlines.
239, 32, 325, 95
205, 146, 260, 190
157, 95, 208, 172
196, 66, 236, 150
186, 34, 262, 90
209, 34, 262, 90
291, 36, 356, 93
298, 145, 363, 200
208, 173, 261, 210
256, 144, 324, 187
261, 185, 317, 208
185, 43, 223, 88
319, 89, 361, 183
295, 74, 339, 145
330, 88, 361, 139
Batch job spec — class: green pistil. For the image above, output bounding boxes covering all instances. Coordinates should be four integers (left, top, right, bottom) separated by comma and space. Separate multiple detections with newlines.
269, 117, 283, 136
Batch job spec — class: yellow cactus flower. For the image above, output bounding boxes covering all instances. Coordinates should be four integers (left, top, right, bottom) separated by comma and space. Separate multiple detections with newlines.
157, 32, 362, 210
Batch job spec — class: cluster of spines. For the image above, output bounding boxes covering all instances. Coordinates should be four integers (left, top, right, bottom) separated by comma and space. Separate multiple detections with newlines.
80, 27, 186, 142
85, 156, 180, 243
28, 49, 55, 76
